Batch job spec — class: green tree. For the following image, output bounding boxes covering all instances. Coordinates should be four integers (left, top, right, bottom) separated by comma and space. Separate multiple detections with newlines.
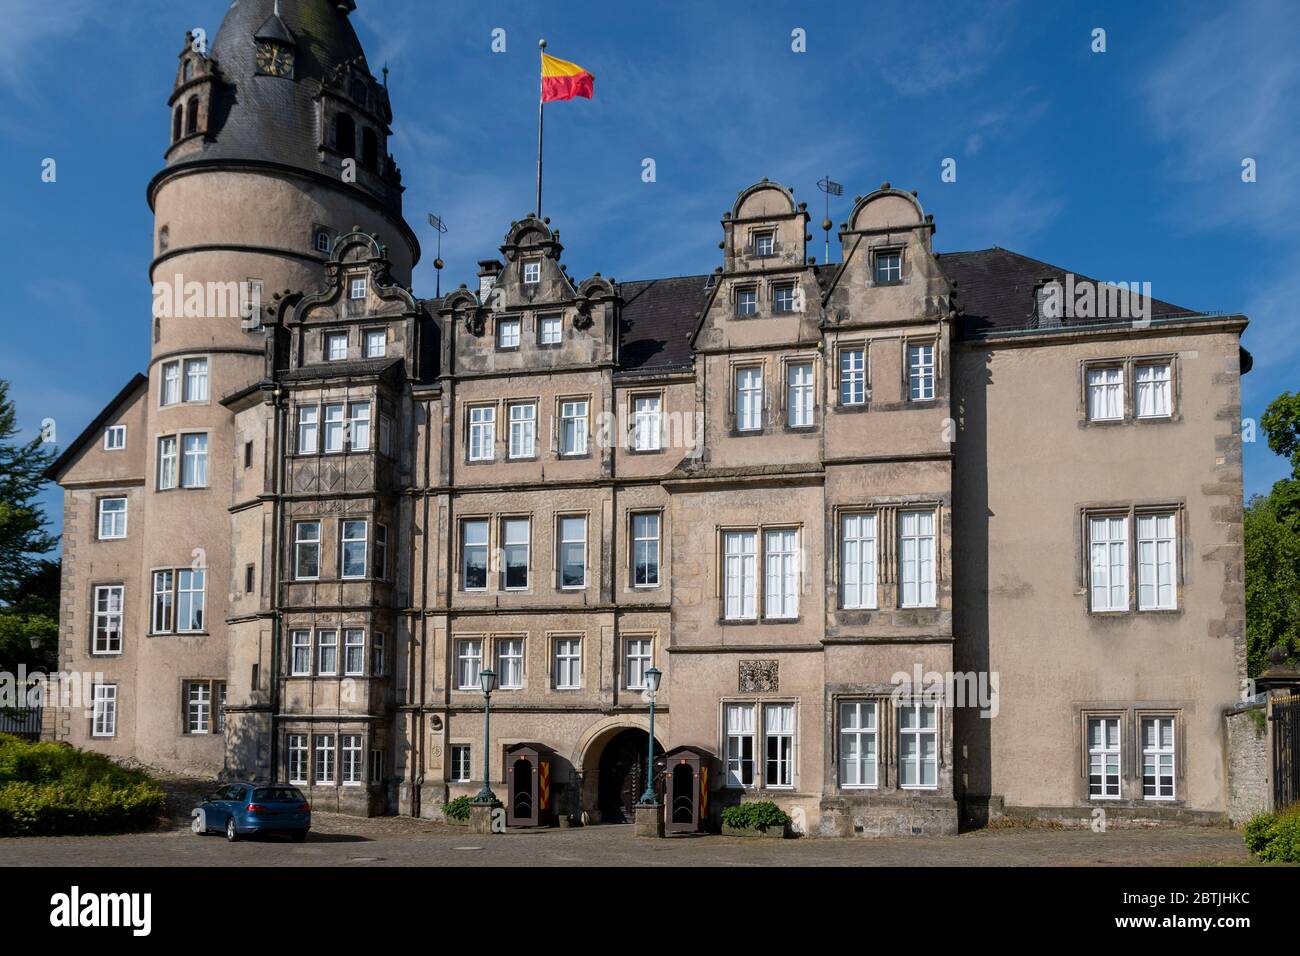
0, 381, 58, 673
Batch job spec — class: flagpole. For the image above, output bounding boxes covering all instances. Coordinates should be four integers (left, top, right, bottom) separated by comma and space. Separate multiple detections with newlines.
536, 38, 546, 219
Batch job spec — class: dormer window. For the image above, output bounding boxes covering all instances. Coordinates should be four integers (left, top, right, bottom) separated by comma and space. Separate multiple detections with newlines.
523, 261, 541, 285
736, 286, 758, 317
349, 276, 367, 300
754, 232, 775, 258
874, 250, 902, 284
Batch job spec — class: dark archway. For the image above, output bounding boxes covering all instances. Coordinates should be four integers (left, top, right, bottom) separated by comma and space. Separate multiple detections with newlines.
597, 728, 662, 824
511, 758, 533, 821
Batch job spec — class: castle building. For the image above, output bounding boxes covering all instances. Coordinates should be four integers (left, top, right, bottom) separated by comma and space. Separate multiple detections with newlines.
46, 0, 1249, 835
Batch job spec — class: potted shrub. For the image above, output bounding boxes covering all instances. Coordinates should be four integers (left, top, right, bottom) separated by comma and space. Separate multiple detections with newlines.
443, 795, 472, 826
721, 800, 791, 839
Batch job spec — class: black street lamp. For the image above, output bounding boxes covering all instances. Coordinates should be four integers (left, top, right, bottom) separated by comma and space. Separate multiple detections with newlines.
474, 668, 498, 804
637, 666, 663, 806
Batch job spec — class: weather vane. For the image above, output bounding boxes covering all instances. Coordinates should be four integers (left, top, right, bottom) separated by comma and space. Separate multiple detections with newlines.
427, 213, 448, 297
816, 175, 843, 264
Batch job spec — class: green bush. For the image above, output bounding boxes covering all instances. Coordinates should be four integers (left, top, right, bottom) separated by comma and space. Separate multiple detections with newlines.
0, 735, 166, 836
444, 795, 473, 822
1243, 803, 1300, 863
722, 800, 790, 831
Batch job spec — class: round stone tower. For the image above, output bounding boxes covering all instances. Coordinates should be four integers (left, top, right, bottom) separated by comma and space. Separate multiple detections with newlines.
134, 0, 418, 775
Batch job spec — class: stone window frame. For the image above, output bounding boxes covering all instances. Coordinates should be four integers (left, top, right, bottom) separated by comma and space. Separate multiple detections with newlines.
521, 259, 542, 285
463, 400, 499, 465
627, 508, 664, 591
902, 335, 940, 405
733, 283, 760, 318
554, 511, 590, 592
363, 327, 388, 359
554, 394, 592, 459
625, 388, 665, 454
506, 399, 540, 461
894, 696, 943, 791
181, 678, 226, 736
495, 314, 523, 352
1074, 704, 1186, 806
831, 694, 894, 791
1079, 353, 1181, 428
728, 358, 767, 436
778, 351, 819, 431
868, 243, 906, 287
448, 743, 473, 783
536, 310, 564, 348
715, 521, 805, 625
324, 329, 350, 363
549, 632, 584, 690
770, 278, 799, 315
620, 632, 656, 691
492, 633, 528, 691
158, 354, 213, 408
1077, 503, 1186, 616
897, 505, 940, 609
832, 506, 881, 612
452, 635, 485, 691
1081, 709, 1127, 801
457, 515, 491, 593
834, 339, 870, 412
749, 227, 778, 259
1135, 709, 1183, 803
498, 514, 532, 593
717, 696, 802, 792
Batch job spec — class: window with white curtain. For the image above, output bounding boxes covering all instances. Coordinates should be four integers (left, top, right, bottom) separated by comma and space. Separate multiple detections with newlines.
764, 529, 799, 619
468, 406, 495, 461
161, 361, 181, 406
764, 703, 795, 788
839, 700, 878, 788
553, 638, 581, 689
183, 357, 209, 402
841, 513, 877, 609
560, 400, 589, 455
152, 571, 174, 633
624, 638, 652, 690
323, 404, 346, 453
496, 638, 523, 689
1087, 716, 1121, 799
296, 407, 318, 454
908, 344, 935, 401
181, 434, 208, 488
899, 511, 936, 608
736, 367, 763, 431
314, 735, 335, 784
839, 348, 865, 405
350, 403, 371, 451
290, 630, 311, 676
316, 629, 337, 676
104, 424, 127, 451
344, 629, 366, 676
898, 701, 937, 789
1135, 363, 1171, 418
725, 703, 756, 787
633, 395, 662, 451
1089, 515, 1129, 611
509, 402, 536, 458
456, 639, 482, 690
1136, 513, 1177, 610
723, 531, 757, 620
157, 436, 178, 490
787, 362, 813, 427
1087, 366, 1124, 421
1141, 716, 1176, 800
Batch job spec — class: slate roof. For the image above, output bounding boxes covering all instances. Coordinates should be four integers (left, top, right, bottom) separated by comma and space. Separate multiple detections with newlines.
616, 274, 712, 373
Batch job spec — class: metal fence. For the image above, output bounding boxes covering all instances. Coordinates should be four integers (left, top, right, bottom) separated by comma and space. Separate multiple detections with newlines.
0, 705, 43, 741
1272, 693, 1300, 812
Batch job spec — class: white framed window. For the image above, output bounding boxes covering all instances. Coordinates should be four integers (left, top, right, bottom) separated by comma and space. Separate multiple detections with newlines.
723, 530, 758, 620
461, 519, 489, 591
341, 735, 363, 785
341, 519, 368, 579
764, 703, 795, 788
875, 250, 902, 283
288, 735, 308, 785
181, 433, 208, 488
522, 260, 541, 285
371, 633, 385, 677
632, 512, 660, 587
899, 510, 936, 608
839, 700, 878, 788
151, 570, 174, 633
553, 637, 582, 689
365, 329, 387, 358
839, 347, 866, 405
375, 523, 388, 581
92, 585, 124, 655
1137, 513, 1177, 610
735, 287, 758, 317
725, 703, 756, 788
314, 734, 336, 784
1087, 716, 1122, 799
344, 629, 366, 676
450, 744, 472, 782
104, 425, 126, 451
558, 515, 587, 589
290, 630, 311, 676
497, 317, 521, 349
898, 701, 938, 789
369, 748, 384, 784
1087, 366, 1124, 421
156, 435, 178, 490
908, 343, 936, 401
183, 357, 209, 402
1141, 716, 1176, 801
315, 230, 332, 254
91, 684, 117, 737
316, 629, 338, 676
295, 522, 321, 580
559, 399, 588, 456
539, 313, 562, 345
161, 361, 181, 406
349, 276, 367, 300
764, 529, 799, 619
326, 332, 348, 361
632, 395, 662, 451
185, 681, 212, 734
456, 639, 482, 690
176, 568, 204, 632
297, 407, 319, 454
787, 362, 813, 427
350, 402, 371, 451
323, 404, 346, 453
98, 498, 127, 540
841, 513, 878, 609
496, 638, 524, 689
773, 282, 796, 313
624, 638, 652, 690
508, 402, 536, 458
468, 406, 495, 461
736, 367, 763, 431
502, 518, 529, 591
753, 231, 775, 257
1136, 363, 1171, 418
1089, 515, 1129, 612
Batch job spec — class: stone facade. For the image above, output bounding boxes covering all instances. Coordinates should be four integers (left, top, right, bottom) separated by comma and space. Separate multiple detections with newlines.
46, 0, 1249, 836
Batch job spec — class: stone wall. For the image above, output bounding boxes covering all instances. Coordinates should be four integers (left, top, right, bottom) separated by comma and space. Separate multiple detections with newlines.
1224, 704, 1269, 825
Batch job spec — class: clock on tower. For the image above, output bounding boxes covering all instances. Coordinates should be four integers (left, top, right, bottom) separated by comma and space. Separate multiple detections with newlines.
254, 41, 295, 78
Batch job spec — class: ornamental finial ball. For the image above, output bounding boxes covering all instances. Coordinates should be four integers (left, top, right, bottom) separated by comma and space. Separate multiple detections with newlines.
434, 258, 444, 270
539, 38, 547, 49
822, 218, 833, 231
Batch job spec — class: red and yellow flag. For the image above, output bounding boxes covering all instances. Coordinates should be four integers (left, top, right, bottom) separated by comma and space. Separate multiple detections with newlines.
541, 53, 595, 103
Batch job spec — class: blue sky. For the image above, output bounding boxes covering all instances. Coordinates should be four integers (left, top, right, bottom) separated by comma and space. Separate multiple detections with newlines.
2, 0, 1297, 543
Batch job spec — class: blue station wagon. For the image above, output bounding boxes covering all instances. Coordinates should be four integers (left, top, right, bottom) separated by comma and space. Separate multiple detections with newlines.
192, 783, 312, 842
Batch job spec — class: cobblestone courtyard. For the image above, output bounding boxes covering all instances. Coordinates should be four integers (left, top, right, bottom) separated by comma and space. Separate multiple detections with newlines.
1, 811, 1254, 867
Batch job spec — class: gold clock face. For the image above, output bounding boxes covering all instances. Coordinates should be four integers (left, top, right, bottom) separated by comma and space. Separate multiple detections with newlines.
255, 42, 295, 78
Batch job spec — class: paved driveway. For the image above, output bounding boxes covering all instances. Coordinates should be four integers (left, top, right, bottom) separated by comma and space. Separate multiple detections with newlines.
1, 812, 1253, 867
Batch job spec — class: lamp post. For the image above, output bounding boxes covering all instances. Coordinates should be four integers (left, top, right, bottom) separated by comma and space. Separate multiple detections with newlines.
637, 667, 663, 806
474, 668, 498, 804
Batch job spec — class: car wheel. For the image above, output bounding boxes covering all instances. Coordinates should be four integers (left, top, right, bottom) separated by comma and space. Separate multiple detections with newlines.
191, 810, 207, 835
225, 817, 239, 842
290, 831, 307, 843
